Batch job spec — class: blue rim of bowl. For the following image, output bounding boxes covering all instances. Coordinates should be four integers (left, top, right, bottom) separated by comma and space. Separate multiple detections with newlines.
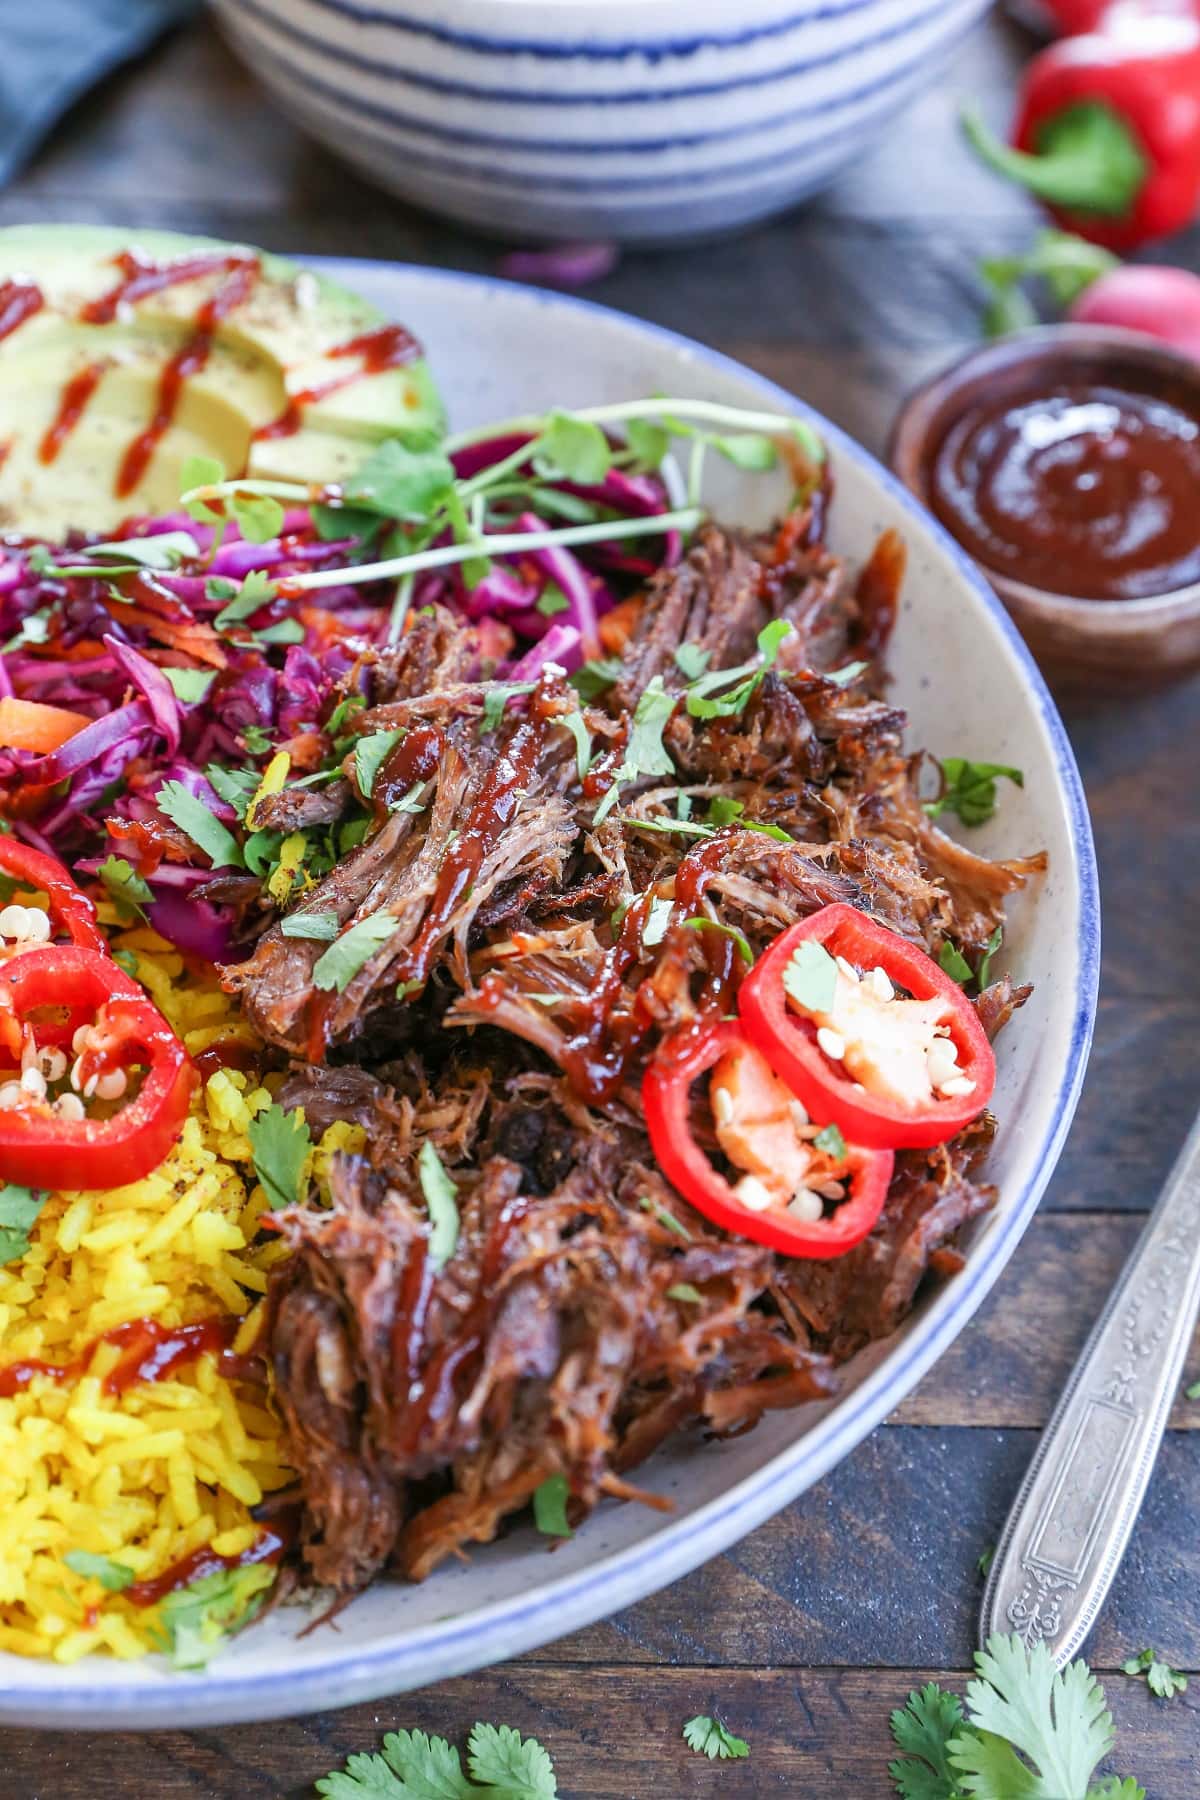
6, 263, 1100, 1723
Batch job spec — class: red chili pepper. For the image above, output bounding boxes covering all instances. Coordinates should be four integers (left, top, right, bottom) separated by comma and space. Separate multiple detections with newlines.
964, 20, 1200, 249
0, 946, 195, 1191
1021, 0, 1200, 40
737, 905, 995, 1151
642, 1018, 893, 1260
0, 837, 107, 958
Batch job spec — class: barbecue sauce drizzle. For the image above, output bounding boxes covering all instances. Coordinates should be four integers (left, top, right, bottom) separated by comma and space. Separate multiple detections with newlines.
0, 1314, 260, 1398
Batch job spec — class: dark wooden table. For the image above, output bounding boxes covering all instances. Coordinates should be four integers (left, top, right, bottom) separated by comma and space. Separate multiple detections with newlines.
2, 11, 1198, 1796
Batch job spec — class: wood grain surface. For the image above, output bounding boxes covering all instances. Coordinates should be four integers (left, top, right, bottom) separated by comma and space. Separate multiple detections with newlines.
1, 8, 1198, 1797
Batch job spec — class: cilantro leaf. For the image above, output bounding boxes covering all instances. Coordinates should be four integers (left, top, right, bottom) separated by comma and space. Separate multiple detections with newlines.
569, 656, 622, 701
625, 418, 669, 470
889, 1682, 967, 1800
950, 1634, 1116, 1799
926, 758, 1024, 828
708, 795, 745, 828
64, 1549, 135, 1591
975, 926, 1003, 990
560, 709, 591, 782
418, 1141, 459, 1270
481, 681, 536, 734
535, 583, 570, 618
684, 619, 793, 720
313, 913, 400, 993
978, 1545, 995, 1579
826, 658, 869, 687
280, 910, 339, 941
205, 764, 259, 821
666, 1282, 703, 1304
230, 491, 285, 545
354, 729, 402, 800
0, 1183, 47, 1263
681, 917, 754, 966
782, 940, 838, 1013
534, 410, 612, 485
317, 1722, 557, 1799
156, 1563, 275, 1669
180, 453, 224, 505
212, 567, 277, 632
97, 854, 153, 923
682, 1716, 750, 1760
813, 1122, 847, 1160
637, 1194, 692, 1240
256, 618, 305, 647
673, 643, 710, 680
532, 1473, 572, 1539
1122, 1647, 1188, 1701
247, 1102, 313, 1212
468, 1723, 557, 1797
939, 941, 975, 987
156, 780, 244, 869
162, 666, 216, 704
711, 432, 777, 471
343, 438, 457, 523
593, 676, 677, 824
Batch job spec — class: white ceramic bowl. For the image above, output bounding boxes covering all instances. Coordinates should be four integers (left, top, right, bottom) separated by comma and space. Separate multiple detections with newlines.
212, 0, 990, 243
1, 262, 1098, 1729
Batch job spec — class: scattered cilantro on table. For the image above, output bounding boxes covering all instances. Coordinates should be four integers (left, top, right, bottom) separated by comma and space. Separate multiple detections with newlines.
1122, 1647, 1188, 1701
316, 1723, 556, 1798
247, 1103, 313, 1211
889, 1634, 1146, 1800
683, 1715, 750, 1760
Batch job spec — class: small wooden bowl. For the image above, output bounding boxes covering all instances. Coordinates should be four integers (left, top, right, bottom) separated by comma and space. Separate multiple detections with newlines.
889, 326, 1200, 689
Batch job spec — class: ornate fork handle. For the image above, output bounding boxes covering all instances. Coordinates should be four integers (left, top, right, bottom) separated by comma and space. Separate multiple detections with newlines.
981, 1108, 1200, 1666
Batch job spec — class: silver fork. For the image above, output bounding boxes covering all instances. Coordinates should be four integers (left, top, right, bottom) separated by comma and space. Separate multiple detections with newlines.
981, 1109, 1200, 1665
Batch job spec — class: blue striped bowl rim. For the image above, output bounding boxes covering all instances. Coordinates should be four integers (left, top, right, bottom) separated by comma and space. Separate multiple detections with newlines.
225, 0, 976, 141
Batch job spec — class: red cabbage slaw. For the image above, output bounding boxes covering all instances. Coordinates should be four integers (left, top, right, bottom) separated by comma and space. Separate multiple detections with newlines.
0, 433, 682, 960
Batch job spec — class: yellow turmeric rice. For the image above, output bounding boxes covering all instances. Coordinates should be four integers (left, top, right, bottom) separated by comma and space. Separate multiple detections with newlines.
0, 919, 358, 1663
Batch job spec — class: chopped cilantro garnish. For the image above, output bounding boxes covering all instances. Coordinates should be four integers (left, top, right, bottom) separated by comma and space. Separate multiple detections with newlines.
96, 855, 152, 923
938, 940, 975, 987
280, 911, 339, 941
247, 1102, 313, 1211
229, 491, 285, 545
204, 766, 258, 821
683, 1716, 750, 1760
533, 410, 612, 485
212, 567, 276, 632
535, 583, 571, 617
312, 913, 400, 993
560, 709, 591, 781
684, 619, 792, 721
418, 1141, 459, 1270
666, 1282, 704, 1304
926, 757, 1024, 828
813, 1122, 847, 1161
155, 1563, 275, 1670
354, 729, 402, 800
532, 1473, 572, 1539
161, 666, 216, 704
673, 643, 710, 681
782, 940, 838, 1013
637, 1194, 692, 1240
681, 917, 754, 966
155, 781, 243, 870
64, 1549, 135, 1591
340, 437, 457, 523
569, 656, 622, 701
977, 925, 1004, 989
593, 676, 677, 824
255, 618, 305, 647
0, 1184, 46, 1264
481, 681, 536, 734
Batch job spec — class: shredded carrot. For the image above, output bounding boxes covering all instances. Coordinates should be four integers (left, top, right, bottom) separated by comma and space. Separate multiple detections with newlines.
598, 594, 644, 655
0, 696, 91, 753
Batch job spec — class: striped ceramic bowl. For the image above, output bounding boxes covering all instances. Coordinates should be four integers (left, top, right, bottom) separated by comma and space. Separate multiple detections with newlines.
212, 0, 989, 244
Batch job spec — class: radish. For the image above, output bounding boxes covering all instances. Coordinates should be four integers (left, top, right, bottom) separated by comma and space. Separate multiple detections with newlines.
1068, 263, 1200, 359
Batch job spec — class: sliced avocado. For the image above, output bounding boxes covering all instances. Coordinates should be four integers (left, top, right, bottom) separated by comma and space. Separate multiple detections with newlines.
0, 225, 442, 538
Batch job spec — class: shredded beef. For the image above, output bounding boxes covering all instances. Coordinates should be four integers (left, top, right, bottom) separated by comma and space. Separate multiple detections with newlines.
245, 507, 1042, 1598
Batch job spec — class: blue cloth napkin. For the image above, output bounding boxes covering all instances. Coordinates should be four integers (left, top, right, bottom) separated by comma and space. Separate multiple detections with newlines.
0, 0, 199, 189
